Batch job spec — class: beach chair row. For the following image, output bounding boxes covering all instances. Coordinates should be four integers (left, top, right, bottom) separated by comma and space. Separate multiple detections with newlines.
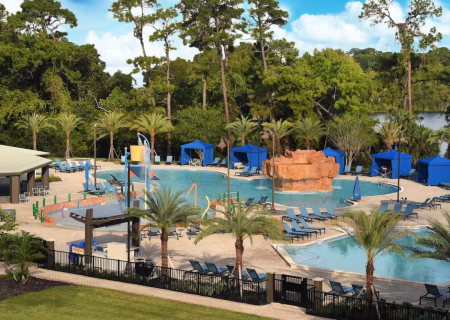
378, 202, 420, 220
189, 260, 266, 282
52, 159, 100, 173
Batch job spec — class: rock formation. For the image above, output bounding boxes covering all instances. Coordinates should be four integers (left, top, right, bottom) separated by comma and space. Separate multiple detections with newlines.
263, 150, 340, 192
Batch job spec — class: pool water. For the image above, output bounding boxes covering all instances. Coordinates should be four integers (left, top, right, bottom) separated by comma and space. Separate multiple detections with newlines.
96, 168, 397, 209
281, 229, 449, 284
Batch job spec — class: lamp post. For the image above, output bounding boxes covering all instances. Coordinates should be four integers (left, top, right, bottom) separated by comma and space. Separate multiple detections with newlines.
218, 136, 231, 211
397, 127, 405, 203
262, 130, 276, 213
93, 119, 107, 187
28, 112, 31, 150
252, 114, 262, 174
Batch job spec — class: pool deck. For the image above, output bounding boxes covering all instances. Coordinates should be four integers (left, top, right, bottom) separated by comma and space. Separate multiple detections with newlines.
4, 161, 450, 310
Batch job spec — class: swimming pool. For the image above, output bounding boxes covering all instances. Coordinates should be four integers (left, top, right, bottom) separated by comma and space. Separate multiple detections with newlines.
96, 168, 397, 209
279, 229, 449, 285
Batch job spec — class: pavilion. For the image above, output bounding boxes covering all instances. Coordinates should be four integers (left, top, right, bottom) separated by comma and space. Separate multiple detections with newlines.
0, 145, 52, 203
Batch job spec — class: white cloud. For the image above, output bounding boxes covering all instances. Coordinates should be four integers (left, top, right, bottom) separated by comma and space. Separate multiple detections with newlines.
2, 0, 23, 14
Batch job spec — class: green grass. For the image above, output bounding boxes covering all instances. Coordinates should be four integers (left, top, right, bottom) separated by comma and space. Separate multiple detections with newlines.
0, 286, 273, 320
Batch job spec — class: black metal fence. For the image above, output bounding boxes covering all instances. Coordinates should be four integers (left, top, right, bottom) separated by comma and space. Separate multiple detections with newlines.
41, 250, 266, 305
274, 274, 312, 307
306, 289, 449, 320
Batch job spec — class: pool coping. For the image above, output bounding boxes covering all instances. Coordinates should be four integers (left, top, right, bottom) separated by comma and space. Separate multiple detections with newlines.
272, 225, 450, 287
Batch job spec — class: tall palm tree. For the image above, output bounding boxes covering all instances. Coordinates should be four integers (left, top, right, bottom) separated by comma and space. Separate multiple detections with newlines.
408, 211, 450, 263
292, 118, 325, 150
14, 113, 55, 150
431, 127, 450, 159
55, 113, 83, 159
128, 188, 195, 272
332, 209, 411, 300
377, 121, 401, 151
195, 203, 285, 279
225, 115, 257, 145
262, 119, 293, 155
131, 113, 173, 163
97, 112, 129, 161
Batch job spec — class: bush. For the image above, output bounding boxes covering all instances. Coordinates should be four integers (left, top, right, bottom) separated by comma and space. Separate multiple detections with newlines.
36, 175, 62, 182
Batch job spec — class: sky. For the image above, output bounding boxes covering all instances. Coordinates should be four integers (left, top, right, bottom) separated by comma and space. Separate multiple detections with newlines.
3, 0, 450, 86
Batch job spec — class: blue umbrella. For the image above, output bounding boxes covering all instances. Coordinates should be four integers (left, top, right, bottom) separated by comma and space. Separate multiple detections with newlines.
353, 176, 361, 201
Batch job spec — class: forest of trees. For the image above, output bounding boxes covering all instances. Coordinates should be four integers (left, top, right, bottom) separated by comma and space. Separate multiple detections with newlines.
0, 0, 449, 164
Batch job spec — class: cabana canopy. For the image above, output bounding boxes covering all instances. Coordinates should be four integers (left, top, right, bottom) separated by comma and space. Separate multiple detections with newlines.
230, 143, 267, 169
181, 140, 214, 166
370, 149, 412, 179
417, 154, 450, 186
322, 147, 345, 174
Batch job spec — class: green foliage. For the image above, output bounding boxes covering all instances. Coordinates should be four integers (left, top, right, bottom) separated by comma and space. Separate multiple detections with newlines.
0, 207, 18, 232
292, 118, 325, 150
35, 174, 61, 182
262, 119, 293, 155
225, 115, 257, 145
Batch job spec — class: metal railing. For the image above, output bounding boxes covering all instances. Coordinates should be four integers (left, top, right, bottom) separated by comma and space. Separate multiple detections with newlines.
41, 250, 267, 305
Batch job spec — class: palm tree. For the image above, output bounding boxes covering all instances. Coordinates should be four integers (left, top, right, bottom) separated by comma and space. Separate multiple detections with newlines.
292, 118, 325, 150
6, 231, 46, 283
97, 112, 129, 161
262, 119, 294, 155
332, 209, 411, 300
377, 121, 401, 151
14, 113, 55, 150
195, 203, 285, 279
408, 211, 450, 263
55, 113, 83, 159
225, 116, 257, 145
128, 188, 195, 271
131, 113, 174, 163
431, 127, 450, 159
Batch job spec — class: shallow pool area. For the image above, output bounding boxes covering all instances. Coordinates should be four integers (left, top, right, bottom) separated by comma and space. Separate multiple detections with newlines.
96, 168, 397, 209
279, 229, 449, 285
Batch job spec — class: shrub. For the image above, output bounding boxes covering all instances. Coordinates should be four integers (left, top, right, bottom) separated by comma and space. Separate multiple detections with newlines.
36, 175, 62, 182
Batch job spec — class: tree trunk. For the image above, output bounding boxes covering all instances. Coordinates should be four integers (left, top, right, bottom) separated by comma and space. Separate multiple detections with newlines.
33, 131, 37, 150
160, 230, 169, 278
202, 77, 207, 111
166, 49, 172, 157
241, 134, 245, 146
365, 259, 375, 300
306, 139, 310, 150
408, 60, 412, 115
65, 131, 70, 159
110, 132, 114, 161
261, 39, 268, 71
150, 134, 155, 164
235, 238, 244, 280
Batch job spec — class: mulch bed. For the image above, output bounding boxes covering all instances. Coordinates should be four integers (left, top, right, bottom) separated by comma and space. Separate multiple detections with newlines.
0, 276, 71, 301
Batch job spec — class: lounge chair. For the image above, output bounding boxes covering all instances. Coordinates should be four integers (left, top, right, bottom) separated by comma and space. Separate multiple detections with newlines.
299, 207, 321, 223
429, 197, 442, 210
205, 262, 229, 276
168, 227, 179, 240
64, 163, 77, 173
400, 169, 416, 180
311, 206, 330, 220
413, 198, 430, 210
283, 223, 311, 238
86, 160, 100, 170
186, 226, 199, 240
78, 161, 88, 170
352, 284, 379, 299
109, 174, 125, 186
189, 260, 208, 273
71, 162, 84, 172
235, 165, 249, 176
103, 181, 118, 192
290, 220, 321, 235
252, 196, 269, 207
88, 183, 104, 194
143, 227, 160, 241
246, 268, 266, 282
234, 198, 255, 207
324, 205, 342, 218
400, 204, 418, 220
243, 167, 257, 176
420, 284, 450, 307
435, 194, 450, 202
342, 165, 351, 175
96, 183, 106, 192
226, 265, 249, 279
208, 158, 220, 167
329, 281, 354, 295
361, 166, 372, 176
54, 159, 73, 173
378, 202, 389, 213
165, 156, 173, 165
281, 208, 301, 222
219, 159, 228, 167
392, 203, 403, 213
352, 166, 362, 175
439, 183, 450, 190
296, 217, 325, 234
154, 156, 161, 165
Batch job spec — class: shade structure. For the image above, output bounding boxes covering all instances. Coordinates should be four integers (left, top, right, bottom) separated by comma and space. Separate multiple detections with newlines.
181, 140, 214, 166
353, 176, 361, 201
229, 143, 267, 169
417, 154, 450, 186
322, 147, 345, 174
370, 149, 412, 179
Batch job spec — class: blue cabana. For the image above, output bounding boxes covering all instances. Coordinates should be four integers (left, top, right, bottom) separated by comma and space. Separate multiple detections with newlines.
230, 143, 267, 169
370, 149, 412, 179
322, 147, 345, 174
417, 155, 450, 186
181, 140, 214, 166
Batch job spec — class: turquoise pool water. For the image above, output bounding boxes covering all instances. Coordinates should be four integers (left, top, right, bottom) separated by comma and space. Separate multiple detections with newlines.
281, 229, 449, 284
96, 168, 397, 209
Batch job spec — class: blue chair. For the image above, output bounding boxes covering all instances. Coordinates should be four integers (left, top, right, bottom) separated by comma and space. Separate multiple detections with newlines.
205, 262, 229, 276
166, 156, 173, 165
299, 207, 320, 223
400, 169, 416, 180
392, 203, 403, 213
235, 165, 249, 176
244, 167, 257, 176
54, 159, 72, 173
296, 217, 325, 234
88, 183, 104, 194
329, 281, 354, 295
71, 162, 84, 172
311, 206, 330, 220
352, 166, 362, 175
96, 183, 106, 192
290, 220, 320, 235
352, 284, 379, 299
284, 223, 313, 238
154, 156, 161, 165
63, 163, 77, 173
400, 204, 418, 220
189, 260, 208, 273
226, 265, 249, 279
103, 181, 118, 192
219, 159, 227, 167
420, 284, 450, 307
342, 165, 351, 175
252, 196, 268, 207
378, 202, 389, 213
86, 160, 100, 170
324, 205, 342, 218
78, 161, 87, 169
208, 158, 220, 166
246, 268, 266, 282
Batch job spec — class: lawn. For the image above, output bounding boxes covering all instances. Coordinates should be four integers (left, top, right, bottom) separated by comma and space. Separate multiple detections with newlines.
0, 285, 273, 320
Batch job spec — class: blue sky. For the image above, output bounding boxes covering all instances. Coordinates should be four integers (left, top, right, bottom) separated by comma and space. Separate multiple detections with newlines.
3, 0, 450, 85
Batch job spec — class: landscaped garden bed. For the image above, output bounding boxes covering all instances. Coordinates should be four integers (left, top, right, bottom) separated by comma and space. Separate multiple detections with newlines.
0, 275, 71, 301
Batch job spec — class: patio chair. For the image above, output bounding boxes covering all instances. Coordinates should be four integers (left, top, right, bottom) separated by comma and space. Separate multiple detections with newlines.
38, 188, 46, 197
208, 158, 220, 166
44, 186, 50, 195
32, 188, 39, 196
352, 284, 379, 299
234, 197, 254, 207
361, 166, 372, 176
96, 183, 106, 192
86, 160, 101, 170
290, 220, 320, 235
219, 159, 228, 167
189, 260, 209, 273
281, 208, 303, 222
19, 194, 27, 203
324, 205, 342, 218
246, 268, 267, 282
71, 162, 84, 172
377, 202, 389, 213
205, 262, 229, 276
392, 203, 403, 213
168, 227, 179, 240
166, 156, 173, 165
435, 194, 450, 202
342, 165, 351, 175
429, 197, 442, 210
439, 183, 450, 190
329, 281, 354, 295
63, 163, 77, 173
413, 198, 431, 210
283, 223, 313, 238
145, 227, 160, 241
311, 206, 330, 220
352, 166, 362, 175
24, 192, 30, 201
299, 207, 321, 223
296, 217, 325, 234
88, 183, 104, 194
235, 165, 249, 176
420, 284, 450, 307
400, 204, 418, 220
154, 156, 161, 165
109, 174, 125, 186
103, 181, 118, 192
226, 265, 249, 279
400, 169, 416, 180
186, 226, 199, 240
243, 167, 257, 176
252, 196, 269, 207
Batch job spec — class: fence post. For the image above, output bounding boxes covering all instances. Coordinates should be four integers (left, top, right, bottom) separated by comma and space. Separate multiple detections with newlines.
40, 210, 44, 223
301, 277, 308, 308
45, 240, 55, 268
117, 260, 120, 280
54, 195, 57, 204
32, 204, 36, 219
43, 198, 46, 207
312, 277, 324, 310
266, 273, 275, 304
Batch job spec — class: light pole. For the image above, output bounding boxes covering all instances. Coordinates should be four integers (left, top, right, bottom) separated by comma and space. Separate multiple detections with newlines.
28, 112, 31, 150
262, 130, 276, 213
218, 136, 231, 211
397, 127, 405, 203
93, 119, 106, 187
252, 114, 262, 174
